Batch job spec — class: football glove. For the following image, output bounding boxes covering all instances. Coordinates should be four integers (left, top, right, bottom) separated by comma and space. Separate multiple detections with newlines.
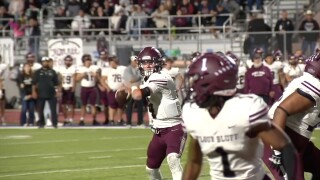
269, 149, 282, 171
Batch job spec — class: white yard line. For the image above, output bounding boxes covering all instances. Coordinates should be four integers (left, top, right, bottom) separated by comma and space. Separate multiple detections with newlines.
0, 147, 144, 159
88, 156, 112, 159
1, 135, 148, 145
0, 164, 145, 178
41, 156, 63, 159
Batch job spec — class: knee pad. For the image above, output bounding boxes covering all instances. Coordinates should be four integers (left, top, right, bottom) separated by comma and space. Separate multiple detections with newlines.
166, 153, 183, 173
146, 166, 162, 180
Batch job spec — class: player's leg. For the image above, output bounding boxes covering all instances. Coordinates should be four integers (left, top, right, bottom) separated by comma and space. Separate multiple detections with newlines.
107, 90, 117, 125
48, 97, 58, 128
136, 99, 144, 125
302, 141, 320, 180
88, 87, 98, 125
0, 89, 5, 125
61, 89, 68, 125
28, 99, 35, 125
79, 87, 88, 125
146, 134, 167, 180
37, 99, 46, 128
68, 90, 76, 124
126, 98, 134, 125
99, 90, 109, 125
164, 124, 187, 180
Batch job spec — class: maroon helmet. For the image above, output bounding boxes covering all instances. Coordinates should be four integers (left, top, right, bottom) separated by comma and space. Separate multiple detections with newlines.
184, 52, 238, 108
225, 51, 240, 64
137, 47, 164, 77
190, 51, 201, 61
272, 49, 283, 61
305, 52, 320, 79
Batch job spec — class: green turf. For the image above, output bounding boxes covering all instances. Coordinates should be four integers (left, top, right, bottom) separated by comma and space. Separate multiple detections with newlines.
0, 128, 319, 180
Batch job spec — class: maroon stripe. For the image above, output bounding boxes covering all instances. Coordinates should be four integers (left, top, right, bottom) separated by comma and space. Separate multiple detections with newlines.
249, 111, 268, 123
249, 107, 268, 118
302, 81, 320, 97
149, 80, 167, 83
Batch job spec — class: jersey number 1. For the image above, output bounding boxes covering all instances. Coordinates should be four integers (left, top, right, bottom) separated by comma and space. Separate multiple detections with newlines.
215, 147, 235, 177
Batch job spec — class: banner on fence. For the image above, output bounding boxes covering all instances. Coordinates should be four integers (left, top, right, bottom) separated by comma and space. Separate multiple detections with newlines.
48, 38, 83, 67
0, 38, 14, 67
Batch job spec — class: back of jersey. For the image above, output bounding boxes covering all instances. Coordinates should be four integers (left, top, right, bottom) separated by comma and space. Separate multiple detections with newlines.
183, 94, 268, 180
269, 73, 320, 139
146, 72, 182, 128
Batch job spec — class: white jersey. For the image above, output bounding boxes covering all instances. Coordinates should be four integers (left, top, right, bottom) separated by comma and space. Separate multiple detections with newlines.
161, 67, 180, 79
59, 65, 77, 90
77, 65, 100, 87
269, 73, 320, 139
0, 64, 8, 80
237, 63, 247, 90
96, 60, 109, 69
283, 65, 303, 79
102, 66, 126, 91
264, 61, 284, 85
183, 94, 269, 180
144, 72, 182, 128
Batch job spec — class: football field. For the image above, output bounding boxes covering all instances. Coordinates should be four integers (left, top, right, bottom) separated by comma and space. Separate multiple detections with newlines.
0, 128, 319, 180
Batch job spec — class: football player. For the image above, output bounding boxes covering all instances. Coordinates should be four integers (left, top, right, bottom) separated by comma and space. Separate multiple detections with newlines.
76, 54, 100, 126
100, 56, 126, 125
226, 51, 247, 93
263, 51, 285, 104
181, 52, 297, 180
0, 55, 8, 125
131, 47, 186, 180
266, 52, 320, 180
161, 57, 183, 91
59, 55, 77, 125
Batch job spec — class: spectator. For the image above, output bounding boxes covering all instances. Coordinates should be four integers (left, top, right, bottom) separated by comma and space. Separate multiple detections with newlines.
244, 48, 274, 104
9, 0, 24, 18
283, 55, 303, 84
54, 6, 70, 36
100, 56, 126, 125
89, 0, 100, 16
123, 56, 144, 126
247, 0, 262, 11
76, 54, 100, 126
172, 9, 189, 34
274, 10, 294, 55
129, 5, 147, 39
32, 57, 60, 128
139, 0, 160, 15
177, 0, 197, 27
92, 6, 109, 35
25, 2, 40, 19
211, 3, 229, 38
18, 63, 35, 126
0, 5, 14, 36
110, 5, 127, 34
220, 0, 240, 20
196, 0, 214, 27
27, 18, 41, 56
71, 9, 91, 36
151, 3, 169, 35
164, 0, 177, 15
247, 13, 271, 56
102, 0, 115, 17
299, 10, 320, 56
0, 55, 8, 125
9, 18, 26, 47
65, 0, 81, 17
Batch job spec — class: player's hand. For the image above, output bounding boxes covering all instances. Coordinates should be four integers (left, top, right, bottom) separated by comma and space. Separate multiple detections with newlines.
269, 91, 275, 98
32, 92, 37, 99
71, 87, 75, 93
269, 150, 282, 171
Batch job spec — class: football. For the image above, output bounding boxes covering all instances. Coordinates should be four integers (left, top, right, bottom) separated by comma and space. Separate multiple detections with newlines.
115, 89, 130, 106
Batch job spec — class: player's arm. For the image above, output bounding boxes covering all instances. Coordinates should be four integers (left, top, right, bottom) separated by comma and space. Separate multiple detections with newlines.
71, 73, 76, 92
182, 136, 203, 180
273, 90, 315, 130
256, 123, 297, 180
100, 75, 111, 92
175, 73, 184, 90
31, 70, 39, 99
131, 86, 151, 100
75, 72, 85, 82
284, 73, 294, 83
131, 75, 165, 100
278, 68, 286, 88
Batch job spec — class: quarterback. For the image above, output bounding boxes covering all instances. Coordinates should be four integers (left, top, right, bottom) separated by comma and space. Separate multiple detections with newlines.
131, 47, 186, 180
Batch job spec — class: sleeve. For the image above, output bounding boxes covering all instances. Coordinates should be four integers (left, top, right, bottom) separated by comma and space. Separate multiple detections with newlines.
101, 68, 108, 77
146, 73, 168, 94
244, 70, 250, 94
274, 20, 280, 31
123, 67, 132, 83
247, 96, 271, 132
298, 76, 320, 102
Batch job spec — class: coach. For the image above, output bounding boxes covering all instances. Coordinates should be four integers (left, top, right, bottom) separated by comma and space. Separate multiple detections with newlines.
32, 57, 60, 128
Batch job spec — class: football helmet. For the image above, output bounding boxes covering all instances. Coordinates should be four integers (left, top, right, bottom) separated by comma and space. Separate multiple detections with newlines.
137, 47, 164, 77
225, 51, 240, 64
305, 52, 320, 79
190, 51, 201, 61
272, 49, 283, 61
184, 52, 238, 108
